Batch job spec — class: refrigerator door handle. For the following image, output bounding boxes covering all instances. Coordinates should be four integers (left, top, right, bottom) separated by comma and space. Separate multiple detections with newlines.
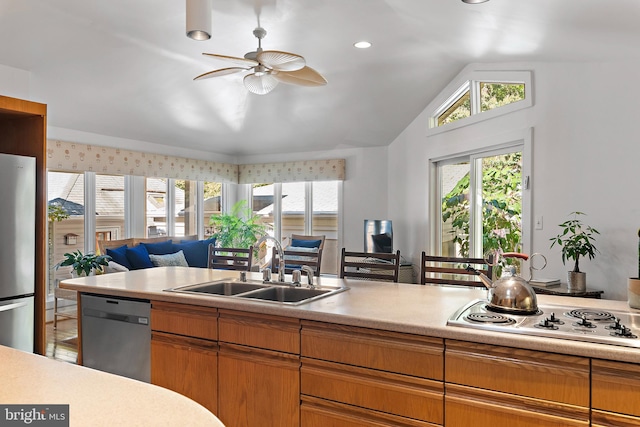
0, 301, 28, 312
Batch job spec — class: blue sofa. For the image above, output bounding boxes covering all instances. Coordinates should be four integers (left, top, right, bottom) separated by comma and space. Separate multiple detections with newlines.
98, 235, 215, 271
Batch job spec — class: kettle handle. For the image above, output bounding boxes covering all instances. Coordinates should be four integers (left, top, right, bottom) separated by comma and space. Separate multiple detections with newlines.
502, 252, 529, 261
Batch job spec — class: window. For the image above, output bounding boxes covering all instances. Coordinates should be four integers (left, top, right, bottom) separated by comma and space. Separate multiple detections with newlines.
47, 171, 85, 294
251, 181, 341, 275
203, 181, 222, 238
429, 70, 532, 132
95, 174, 126, 250
175, 180, 198, 237
146, 177, 167, 237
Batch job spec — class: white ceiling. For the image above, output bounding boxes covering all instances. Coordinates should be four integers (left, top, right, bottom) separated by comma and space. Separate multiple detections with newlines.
1, 0, 639, 158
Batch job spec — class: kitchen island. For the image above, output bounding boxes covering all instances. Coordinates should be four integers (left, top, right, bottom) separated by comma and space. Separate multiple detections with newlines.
0, 344, 224, 426
61, 267, 640, 427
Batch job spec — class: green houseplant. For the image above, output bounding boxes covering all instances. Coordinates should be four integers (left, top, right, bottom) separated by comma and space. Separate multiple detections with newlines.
549, 211, 599, 290
56, 250, 112, 277
209, 200, 269, 250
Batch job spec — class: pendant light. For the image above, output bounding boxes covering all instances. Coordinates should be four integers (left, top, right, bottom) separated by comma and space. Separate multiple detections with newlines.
186, 0, 212, 41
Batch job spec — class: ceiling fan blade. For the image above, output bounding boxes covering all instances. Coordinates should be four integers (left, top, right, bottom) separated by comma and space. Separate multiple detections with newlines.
194, 67, 249, 81
202, 53, 258, 68
257, 50, 306, 72
273, 66, 327, 87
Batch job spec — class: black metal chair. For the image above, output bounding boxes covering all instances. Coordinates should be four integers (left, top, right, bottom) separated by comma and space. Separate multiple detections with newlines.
339, 248, 401, 282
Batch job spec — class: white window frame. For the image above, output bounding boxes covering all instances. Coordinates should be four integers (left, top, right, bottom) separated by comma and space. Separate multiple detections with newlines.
429, 128, 532, 258
428, 70, 533, 135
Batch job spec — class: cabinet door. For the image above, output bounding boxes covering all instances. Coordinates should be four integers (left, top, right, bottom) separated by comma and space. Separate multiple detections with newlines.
301, 395, 439, 427
218, 343, 300, 427
446, 384, 589, 427
151, 332, 218, 414
592, 359, 640, 418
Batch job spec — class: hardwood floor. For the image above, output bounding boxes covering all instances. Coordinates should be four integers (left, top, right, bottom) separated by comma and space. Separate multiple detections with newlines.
45, 316, 78, 364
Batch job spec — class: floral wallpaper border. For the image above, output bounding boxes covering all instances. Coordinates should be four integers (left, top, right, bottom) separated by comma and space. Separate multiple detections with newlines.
238, 159, 345, 184
47, 140, 345, 183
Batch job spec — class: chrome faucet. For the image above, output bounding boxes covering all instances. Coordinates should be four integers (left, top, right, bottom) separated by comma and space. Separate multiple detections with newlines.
301, 265, 314, 287
256, 235, 285, 283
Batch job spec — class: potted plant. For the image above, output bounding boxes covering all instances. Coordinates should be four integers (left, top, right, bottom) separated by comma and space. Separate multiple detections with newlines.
209, 200, 269, 258
56, 250, 112, 277
549, 211, 599, 291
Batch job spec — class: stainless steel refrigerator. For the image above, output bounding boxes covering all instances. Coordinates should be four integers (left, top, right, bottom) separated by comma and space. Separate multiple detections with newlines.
0, 153, 35, 352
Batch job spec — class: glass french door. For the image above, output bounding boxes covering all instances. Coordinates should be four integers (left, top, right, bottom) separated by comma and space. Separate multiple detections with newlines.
437, 146, 523, 260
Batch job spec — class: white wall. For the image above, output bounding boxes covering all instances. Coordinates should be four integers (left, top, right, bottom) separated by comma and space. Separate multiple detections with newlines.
389, 61, 640, 300
0, 64, 31, 100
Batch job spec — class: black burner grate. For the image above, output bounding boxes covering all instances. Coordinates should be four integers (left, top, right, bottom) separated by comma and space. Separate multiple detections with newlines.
566, 309, 615, 322
465, 312, 516, 325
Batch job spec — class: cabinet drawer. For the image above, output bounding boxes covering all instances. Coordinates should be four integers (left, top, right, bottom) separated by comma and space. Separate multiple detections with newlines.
592, 409, 640, 427
302, 357, 443, 424
151, 301, 217, 340
445, 384, 589, 427
218, 309, 300, 354
301, 321, 443, 380
301, 396, 439, 427
592, 359, 640, 418
445, 340, 589, 406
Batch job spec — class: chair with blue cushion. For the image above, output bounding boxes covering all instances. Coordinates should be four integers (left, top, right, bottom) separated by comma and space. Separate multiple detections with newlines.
208, 245, 254, 271
272, 234, 325, 277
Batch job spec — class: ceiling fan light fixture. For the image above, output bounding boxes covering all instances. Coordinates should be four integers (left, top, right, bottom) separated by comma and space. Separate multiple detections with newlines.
244, 72, 279, 95
462, 0, 489, 3
186, 0, 212, 41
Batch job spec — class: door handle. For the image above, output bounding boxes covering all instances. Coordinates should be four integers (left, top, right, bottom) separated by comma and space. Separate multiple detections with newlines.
0, 301, 28, 312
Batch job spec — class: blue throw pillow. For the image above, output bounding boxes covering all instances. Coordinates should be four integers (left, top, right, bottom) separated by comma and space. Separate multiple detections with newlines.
291, 238, 322, 249
105, 244, 133, 270
141, 239, 174, 255
125, 244, 154, 270
173, 239, 213, 268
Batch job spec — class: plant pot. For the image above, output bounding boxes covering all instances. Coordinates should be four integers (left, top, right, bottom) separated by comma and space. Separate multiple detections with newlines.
628, 278, 640, 309
567, 271, 586, 292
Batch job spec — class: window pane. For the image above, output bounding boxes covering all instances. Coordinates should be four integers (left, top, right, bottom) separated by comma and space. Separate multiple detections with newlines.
281, 182, 305, 246
203, 181, 222, 238
96, 174, 125, 252
479, 152, 522, 257
146, 177, 167, 237
48, 171, 85, 294
312, 181, 339, 275
175, 180, 197, 237
440, 162, 471, 257
480, 82, 525, 112
438, 90, 470, 126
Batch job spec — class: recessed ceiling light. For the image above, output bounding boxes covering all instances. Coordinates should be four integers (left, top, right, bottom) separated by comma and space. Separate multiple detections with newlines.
462, 0, 489, 3
354, 41, 372, 49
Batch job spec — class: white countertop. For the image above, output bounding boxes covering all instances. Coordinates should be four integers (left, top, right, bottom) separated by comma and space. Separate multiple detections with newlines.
0, 345, 224, 427
61, 267, 640, 364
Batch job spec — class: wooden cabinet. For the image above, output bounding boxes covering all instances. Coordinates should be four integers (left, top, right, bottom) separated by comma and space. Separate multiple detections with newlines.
0, 95, 47, 354
301, 320, 444, 426
150, 301, 218, 414
218, 309, 301, 427
445, 340, 590, 426
592, 359, 640, 426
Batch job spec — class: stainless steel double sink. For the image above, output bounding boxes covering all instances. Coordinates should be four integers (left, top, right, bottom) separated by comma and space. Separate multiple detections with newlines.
165, 279, 348, 305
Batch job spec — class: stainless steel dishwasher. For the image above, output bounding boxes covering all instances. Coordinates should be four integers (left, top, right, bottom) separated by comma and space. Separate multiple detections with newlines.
81, 294, 151, 382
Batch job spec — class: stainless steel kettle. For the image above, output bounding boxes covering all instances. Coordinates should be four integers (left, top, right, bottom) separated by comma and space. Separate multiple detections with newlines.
468, 252, 539, 315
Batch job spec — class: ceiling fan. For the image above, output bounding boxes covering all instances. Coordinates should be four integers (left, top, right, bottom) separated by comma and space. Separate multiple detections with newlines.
194, 26, 327, 95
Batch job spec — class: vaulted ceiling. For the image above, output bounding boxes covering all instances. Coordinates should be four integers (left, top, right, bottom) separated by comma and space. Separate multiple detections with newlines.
1, 0, 639, 157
